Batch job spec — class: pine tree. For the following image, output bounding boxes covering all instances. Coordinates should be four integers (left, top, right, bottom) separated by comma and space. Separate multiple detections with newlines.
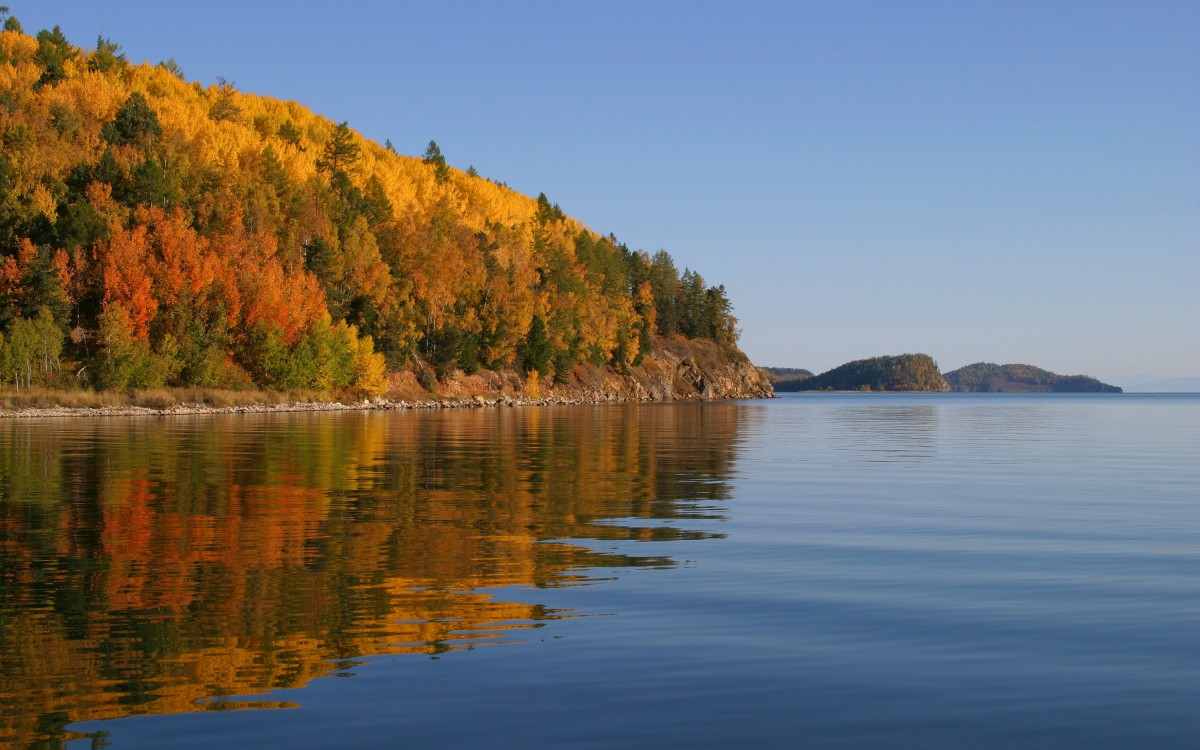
88, 36, 127, 73
519, 315, 552, 376
422, 140, 450, 183
33, 25, 75, 88
318, 122, 361, 174
277, 119, 303, 148
101, 92, 162, 148
0, 6, 21, 33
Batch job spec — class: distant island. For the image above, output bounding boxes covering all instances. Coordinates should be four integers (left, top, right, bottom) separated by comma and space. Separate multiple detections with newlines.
943, 363, 1122, 393
768, 357, 1123, 393
773, 354, 950, 392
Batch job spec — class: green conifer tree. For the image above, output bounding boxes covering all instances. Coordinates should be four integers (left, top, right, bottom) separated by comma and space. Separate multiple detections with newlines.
423, 140, 450, 183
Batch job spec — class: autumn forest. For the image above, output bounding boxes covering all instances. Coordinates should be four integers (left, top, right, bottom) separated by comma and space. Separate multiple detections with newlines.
0, 16, 740, 397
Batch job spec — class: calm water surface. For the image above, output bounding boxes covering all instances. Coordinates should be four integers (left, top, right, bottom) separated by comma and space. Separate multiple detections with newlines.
0, 394, 1196, 748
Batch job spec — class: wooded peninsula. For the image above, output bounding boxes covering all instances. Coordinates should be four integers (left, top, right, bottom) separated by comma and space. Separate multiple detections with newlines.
0, 17, 759, 407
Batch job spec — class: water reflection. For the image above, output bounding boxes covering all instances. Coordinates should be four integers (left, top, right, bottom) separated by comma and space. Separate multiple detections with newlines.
829, 400, 939, 464
0, 403, 747, 747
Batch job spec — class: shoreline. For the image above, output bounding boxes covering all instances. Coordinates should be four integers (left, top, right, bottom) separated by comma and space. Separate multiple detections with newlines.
0, 337, 778, 419
0, 392, 767, 420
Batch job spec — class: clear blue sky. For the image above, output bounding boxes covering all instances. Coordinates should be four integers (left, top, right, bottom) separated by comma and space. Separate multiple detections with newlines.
16, 1, 1199, 383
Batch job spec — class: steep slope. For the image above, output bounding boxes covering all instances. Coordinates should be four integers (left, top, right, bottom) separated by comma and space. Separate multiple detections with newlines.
944, 363, 1122, 393
0, 20, 748, 399
792, 354, 950, 392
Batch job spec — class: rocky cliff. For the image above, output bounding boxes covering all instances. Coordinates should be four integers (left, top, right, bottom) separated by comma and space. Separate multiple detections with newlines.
406, 335, 776, 404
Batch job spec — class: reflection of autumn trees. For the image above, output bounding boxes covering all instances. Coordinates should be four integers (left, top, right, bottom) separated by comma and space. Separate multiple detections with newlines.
0, 404, 745, 746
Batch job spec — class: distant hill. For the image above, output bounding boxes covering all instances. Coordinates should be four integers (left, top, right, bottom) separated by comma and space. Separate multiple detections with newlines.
944, 363, 1122, 393
788, 354, 949, 392
762, 367, 814, 391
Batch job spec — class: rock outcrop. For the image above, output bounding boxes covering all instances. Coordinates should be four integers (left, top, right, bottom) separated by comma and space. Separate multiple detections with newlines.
427, 335, 775, 403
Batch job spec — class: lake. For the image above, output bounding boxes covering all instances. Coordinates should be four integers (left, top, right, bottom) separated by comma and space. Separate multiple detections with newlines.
0, 393, 1196, 748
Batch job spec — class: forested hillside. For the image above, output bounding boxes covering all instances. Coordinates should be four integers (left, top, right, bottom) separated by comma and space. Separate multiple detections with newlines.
0, 16, 739, 396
